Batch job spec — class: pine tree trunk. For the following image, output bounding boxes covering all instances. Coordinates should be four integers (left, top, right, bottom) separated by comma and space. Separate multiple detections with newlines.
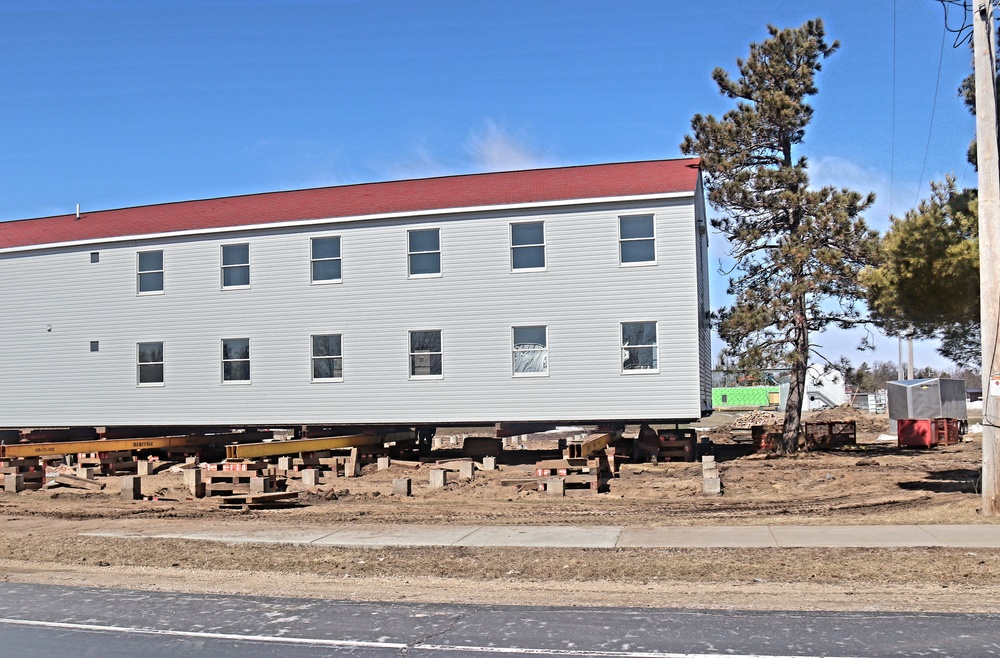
779, 299, 810, 454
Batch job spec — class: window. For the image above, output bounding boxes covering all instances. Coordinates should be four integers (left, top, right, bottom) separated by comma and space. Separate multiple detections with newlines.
137, 341, 164, 386
409, 330, 442, 377
222, 338, 251, 382
311, 334, 343, 381
621, 321, 658, 372
137, 250, 164, 294
90, 252, 100, 263
619, 215, 656, 264
90, 341, 100, 353
512, 326, 548, 375
510, 222, 545, 270
221, 244, 250, 288
408, 229, 441, 277
311, 237, 342, 283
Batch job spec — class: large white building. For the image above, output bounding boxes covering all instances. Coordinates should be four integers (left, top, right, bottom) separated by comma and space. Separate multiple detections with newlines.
0, 158, 712, 430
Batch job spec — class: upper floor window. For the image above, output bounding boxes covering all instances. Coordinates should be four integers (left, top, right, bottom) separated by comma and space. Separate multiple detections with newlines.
621, 321, 658, 373
221, 244, 250, 288
222, 338, 251, 383
512, 325, 548, 376
311, 334, 343, 381
137, 250, 164, 294
510, 222, 545, 271
619, 215, 656, 265
409, 330, 442, 378
137, 341, 164, 386
408, 228, 441, 277
311, 237, 342, 283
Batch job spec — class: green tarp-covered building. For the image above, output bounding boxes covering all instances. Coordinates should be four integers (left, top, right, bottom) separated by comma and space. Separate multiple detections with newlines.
712, 386, 779, 408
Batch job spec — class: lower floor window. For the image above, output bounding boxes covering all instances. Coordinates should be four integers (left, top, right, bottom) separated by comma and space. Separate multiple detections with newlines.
222, 338, 251, 382
312, 334, 343, 380
409, 330, 442, 377
137, 341, 164, 385
621, 321, 658, 372
512, 325, 548, 375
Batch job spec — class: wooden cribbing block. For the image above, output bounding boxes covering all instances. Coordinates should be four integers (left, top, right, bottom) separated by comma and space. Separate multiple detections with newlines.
120, 476, 141, 500
53, 475, 105, 491
392, 478, 412, 496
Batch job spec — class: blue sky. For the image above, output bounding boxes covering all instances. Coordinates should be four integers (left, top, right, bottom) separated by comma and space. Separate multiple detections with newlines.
0, 0, 983, 371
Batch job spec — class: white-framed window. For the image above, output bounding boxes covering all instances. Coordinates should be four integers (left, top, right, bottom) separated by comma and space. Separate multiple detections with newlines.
221, 243, 250, 288
619, 214, 656, 265
137, 341, 164, 386
409, 330, 442, 378
222, 338, 251, 383
621, 321, 658, 373
311, 334, 343, 381
311, 236, 342, 283
512, 325, 548, 376
137, 250, 164, 294
510, 221, 545, 271
408, 228, 441, 277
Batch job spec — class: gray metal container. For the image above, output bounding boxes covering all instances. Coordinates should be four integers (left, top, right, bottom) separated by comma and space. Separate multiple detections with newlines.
887, 378, 968, 422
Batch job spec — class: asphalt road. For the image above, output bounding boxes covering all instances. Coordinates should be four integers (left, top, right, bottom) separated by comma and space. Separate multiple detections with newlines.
0, 583, 998, 657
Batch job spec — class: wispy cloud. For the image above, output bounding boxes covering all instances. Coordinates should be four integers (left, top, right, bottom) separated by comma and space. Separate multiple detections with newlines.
809, 155, 926, 231
464, 119, 555, 172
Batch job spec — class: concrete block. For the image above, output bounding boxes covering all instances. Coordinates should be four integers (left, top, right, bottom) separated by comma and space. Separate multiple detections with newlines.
3, 473, 24, 493
277, 456, 294, 471
701, 455, 715, 464
137, 460, 154, 476
377, 457, 390, 471
76, 467, 95, 480
482, 456, 496, 471
185, 456, 198, 466
301, 469, 319, 487
430, 469, 448, 489
392, 478, 412, 496
120, 476, 141, 500
458, 461, 475, 480
250, 477, 273, 494
545, 477, 565, 497
703, 476, 722, 495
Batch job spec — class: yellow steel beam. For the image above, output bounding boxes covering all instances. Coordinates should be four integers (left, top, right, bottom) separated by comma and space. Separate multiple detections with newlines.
226, 433, 384, 460
0, 432, 271, 460
564, 433, 612, 459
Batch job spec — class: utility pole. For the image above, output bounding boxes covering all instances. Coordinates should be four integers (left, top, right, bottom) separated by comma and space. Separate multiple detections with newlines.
974, 1, 1000, 516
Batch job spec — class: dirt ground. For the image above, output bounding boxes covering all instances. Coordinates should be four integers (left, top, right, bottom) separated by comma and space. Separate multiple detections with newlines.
1, 408, 998, 613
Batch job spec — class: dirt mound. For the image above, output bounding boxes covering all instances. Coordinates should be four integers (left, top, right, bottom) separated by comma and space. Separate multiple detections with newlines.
806, 406, 888, 434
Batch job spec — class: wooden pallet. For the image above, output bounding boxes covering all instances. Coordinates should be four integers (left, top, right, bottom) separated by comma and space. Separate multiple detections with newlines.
217, 491, 300, 510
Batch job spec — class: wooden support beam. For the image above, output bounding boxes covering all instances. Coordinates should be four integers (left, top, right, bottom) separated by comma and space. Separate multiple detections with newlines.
0, 431, 272, 460
225, 433, 383, 460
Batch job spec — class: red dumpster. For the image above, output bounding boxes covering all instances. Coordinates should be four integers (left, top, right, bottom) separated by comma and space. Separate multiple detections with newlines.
897, 419, 938, 448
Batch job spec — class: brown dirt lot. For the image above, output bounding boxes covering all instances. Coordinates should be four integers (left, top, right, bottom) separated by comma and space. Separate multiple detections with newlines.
1, 409, 997, 612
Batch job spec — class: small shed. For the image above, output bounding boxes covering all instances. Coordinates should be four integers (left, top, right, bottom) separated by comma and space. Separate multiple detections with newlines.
887, 378, 967, 433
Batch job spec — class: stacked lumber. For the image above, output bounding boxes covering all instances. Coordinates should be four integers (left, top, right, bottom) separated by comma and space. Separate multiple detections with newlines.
803, 421, 857, 450
0, 458, 45, 491
217, 491, 299, 511
534, 457, 609, 495
78, 451, 136, 476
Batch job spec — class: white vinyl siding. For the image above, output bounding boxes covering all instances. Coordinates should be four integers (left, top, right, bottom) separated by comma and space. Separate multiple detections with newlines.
137, 250, 164, 294
311, 236, 342, 283
0, 189, 707, 426
221, 243, 250, 288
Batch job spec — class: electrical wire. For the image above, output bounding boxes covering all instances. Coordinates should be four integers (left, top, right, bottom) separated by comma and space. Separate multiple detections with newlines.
914, 22, 949, 207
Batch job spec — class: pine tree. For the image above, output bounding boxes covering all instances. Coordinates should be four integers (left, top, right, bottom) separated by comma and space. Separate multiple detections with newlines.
681, 19, 879, 454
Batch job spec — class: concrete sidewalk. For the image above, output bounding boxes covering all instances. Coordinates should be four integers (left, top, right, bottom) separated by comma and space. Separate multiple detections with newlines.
81, 523, 1000, 549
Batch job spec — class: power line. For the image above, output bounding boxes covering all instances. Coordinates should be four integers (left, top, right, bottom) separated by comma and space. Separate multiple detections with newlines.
914, 22, 949, 206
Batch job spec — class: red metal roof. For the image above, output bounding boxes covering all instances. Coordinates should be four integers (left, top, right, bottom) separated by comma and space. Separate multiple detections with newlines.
0, 158, 700, 250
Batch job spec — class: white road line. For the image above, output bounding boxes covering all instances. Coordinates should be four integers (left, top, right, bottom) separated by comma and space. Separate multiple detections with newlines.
0, 617, 863, 658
